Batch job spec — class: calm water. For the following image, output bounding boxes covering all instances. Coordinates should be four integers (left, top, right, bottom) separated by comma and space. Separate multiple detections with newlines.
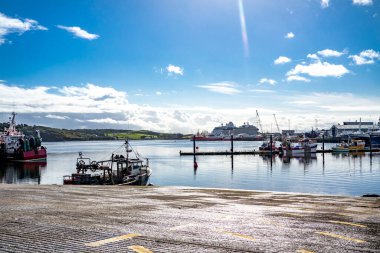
1, 140, 379, 196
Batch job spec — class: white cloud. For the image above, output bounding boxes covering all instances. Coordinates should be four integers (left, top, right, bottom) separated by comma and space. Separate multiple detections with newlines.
317, 49, 345, 57
0, 83, 128, 114
288, 100, 317, 105
87, 118, 120, 124
307, 53, 320, 61
289, 92, 380, 113
0, 12, 47, 45
321, 0, 330, 8
45, 114, 70, 120
197, 82, 241, 95
166, 64, 184, 76
274, 56, 291, 64
249, 89, 275, 93
285, 32, 295, 39
349, 49, 380, 65
155, 91, 162, 96
57, 25, 99, 40
286, 75, 311, 82
1, 83, 380, 133
287, 61, 349, 77
258, 78, 277, 85
352, 0, 373, 6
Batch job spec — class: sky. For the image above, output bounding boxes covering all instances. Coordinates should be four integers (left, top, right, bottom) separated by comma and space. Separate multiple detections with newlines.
0, 0, 379, 133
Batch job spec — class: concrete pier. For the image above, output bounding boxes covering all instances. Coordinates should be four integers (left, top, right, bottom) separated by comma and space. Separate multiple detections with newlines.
0, 185, 379, 252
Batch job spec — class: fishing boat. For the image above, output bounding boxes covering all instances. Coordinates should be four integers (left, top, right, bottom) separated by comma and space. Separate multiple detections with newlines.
259, 141, 276, 151
331, 143, 349, 152
331, 139, 366, 153
283, 138, 317, 155
63, 140, 152, 185
0, 113, 47, 162
348, 139, 366, 151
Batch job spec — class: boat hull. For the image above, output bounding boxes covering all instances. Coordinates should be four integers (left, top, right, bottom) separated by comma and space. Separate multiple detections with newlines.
331, 147, 349, 152
13, 148, 47, 162
284, 144, 317, 155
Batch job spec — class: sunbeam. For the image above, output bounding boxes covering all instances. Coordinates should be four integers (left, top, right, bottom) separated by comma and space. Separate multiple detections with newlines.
238, 0, 249, 57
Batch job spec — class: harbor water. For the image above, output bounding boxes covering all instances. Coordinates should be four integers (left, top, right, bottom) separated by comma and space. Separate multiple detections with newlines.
0, 140, 379, 196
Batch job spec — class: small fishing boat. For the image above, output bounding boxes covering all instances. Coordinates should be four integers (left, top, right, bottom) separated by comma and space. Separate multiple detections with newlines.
348, 139, 366, 151
283, 138, 317, 155
331, 143, 349, 152
259, 141, 276, 151
332, 140, 365, 153
63, 140, 152, 185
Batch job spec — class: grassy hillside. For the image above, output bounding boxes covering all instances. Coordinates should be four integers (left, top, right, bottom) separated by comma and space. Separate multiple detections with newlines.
0, 123, 187, 142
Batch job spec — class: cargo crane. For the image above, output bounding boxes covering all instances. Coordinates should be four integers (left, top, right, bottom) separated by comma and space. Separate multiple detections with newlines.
273, 114, 281, 134
256, 110, 264, 135
273, 114, 282, 141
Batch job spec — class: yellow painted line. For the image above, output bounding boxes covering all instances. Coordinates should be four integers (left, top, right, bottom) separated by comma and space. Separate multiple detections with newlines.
223, 231, 256, 241
316, 231, 366, 243
85, 233, 141, 247
297, 249, 315, 253
335, 212, 353, 217
128, 245, 153, 253
329, 220, 367, 228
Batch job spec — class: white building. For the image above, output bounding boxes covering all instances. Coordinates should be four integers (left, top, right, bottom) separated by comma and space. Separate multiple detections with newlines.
328, 121, 380, 137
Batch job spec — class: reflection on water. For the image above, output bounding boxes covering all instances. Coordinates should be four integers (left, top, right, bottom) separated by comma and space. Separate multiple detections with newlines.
0, 140, 379, 196
0, 162, 46, 184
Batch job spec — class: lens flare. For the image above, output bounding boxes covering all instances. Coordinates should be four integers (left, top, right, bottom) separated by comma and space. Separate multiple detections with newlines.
238, 0, 249, 57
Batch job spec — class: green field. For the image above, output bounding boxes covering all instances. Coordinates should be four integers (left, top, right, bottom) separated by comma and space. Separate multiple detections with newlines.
0, 123, 188, 142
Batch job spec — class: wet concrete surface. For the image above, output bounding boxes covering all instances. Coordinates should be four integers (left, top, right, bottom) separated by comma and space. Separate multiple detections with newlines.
0, 185, 379, 252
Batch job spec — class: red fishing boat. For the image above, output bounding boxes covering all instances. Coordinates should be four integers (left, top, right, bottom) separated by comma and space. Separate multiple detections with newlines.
0, 113, 47, 162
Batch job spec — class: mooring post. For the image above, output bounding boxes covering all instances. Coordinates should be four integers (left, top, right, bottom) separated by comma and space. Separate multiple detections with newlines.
231, 135, 234, 154
369, 134, 373, 157
192, 135, 198, 169
322, 133, 325, 152
270, 134, 273, 155
193, 135, 196, 153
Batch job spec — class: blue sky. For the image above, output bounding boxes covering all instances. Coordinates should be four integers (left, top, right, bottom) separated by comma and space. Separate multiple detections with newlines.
0, 0, 379, 133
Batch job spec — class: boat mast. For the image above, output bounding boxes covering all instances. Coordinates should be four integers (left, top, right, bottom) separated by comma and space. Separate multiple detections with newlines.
8, 112, 17, 133
125, 139, 129, 168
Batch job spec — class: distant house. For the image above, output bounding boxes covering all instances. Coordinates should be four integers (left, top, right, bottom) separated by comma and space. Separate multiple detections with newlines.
328, 121, 380, 137
282, 130, 295, 136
